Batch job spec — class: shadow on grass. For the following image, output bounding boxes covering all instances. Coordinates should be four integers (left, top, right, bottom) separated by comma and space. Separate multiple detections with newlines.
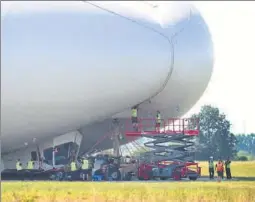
234, 177, 255, 181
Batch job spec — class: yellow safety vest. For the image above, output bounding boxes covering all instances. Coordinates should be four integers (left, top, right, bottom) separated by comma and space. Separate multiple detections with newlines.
131, 109, 137, 117
156, 114, 161, 123
16, 162, 22, 171
70, 162, 77, 171
82, 159, 89, 170
226, 161, 231, 169
209, 161, 214, 168
27, 161, 34, 170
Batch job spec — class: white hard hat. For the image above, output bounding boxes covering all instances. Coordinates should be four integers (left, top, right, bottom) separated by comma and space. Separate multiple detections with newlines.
210, 156, 213, 159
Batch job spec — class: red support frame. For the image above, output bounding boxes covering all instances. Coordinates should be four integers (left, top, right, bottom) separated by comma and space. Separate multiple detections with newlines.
125, 118, 199, 137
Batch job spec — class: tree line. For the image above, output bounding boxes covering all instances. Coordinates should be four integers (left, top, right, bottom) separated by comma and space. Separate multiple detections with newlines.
132, 105, 254, 161
235, 133, 255, 156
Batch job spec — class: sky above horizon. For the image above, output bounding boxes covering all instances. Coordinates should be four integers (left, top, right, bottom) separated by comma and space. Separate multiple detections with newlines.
185, 1, 255, 134
1, 1, 255, 134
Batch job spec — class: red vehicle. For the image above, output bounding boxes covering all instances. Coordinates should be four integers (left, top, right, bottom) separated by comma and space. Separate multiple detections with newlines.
125, 118, 201, 181
137, 161, 201, 181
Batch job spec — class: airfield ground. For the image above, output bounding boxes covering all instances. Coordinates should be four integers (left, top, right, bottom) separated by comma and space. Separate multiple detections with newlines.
2, 161, 255, 202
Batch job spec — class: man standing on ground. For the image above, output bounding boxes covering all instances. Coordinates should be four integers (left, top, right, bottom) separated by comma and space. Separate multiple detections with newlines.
81, 157, 89, 181
208, 156, 214, 179
16, 159, 24, 180
225, 157, 232, 179
27, 158, 35, 180
215, 159, 224, 182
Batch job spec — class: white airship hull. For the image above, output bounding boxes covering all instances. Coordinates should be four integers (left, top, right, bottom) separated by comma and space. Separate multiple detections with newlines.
1, 2, 213, 164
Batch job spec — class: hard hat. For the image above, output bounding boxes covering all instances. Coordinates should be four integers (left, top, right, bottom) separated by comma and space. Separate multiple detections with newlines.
210, 156, 213, 159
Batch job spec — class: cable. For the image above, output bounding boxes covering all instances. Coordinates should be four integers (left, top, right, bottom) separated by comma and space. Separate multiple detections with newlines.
82, 1, 174, 105
82, 1, 193, 110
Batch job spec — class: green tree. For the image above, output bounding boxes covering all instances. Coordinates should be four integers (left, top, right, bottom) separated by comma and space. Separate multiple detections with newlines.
191, 105, 237, 160
235, 133, 255, 155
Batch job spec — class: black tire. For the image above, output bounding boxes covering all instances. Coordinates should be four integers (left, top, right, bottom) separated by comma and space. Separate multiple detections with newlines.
189, 176, 197, 181
123, 172, 132, 181
108, 169, 121, 181
56, 171, 64, 181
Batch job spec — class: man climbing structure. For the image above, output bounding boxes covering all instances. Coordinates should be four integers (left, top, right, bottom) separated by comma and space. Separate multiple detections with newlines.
131, 105, 138, 131
155, 110, 161, 132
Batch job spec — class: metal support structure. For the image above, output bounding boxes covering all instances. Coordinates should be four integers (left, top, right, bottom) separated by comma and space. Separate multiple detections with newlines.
33, 138, 42, 170
125, 118, 199, 163
111, 118, 121, 157
52, 148, 56, 168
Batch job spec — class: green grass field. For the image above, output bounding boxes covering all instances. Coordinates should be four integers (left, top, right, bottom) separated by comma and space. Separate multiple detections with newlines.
199, 161, 255, 178
2, 161, 255, 202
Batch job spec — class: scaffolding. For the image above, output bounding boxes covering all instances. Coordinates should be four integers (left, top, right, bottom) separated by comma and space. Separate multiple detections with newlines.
124, 118, 199, 163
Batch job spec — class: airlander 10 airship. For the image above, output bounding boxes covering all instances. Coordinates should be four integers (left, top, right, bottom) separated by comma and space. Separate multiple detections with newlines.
1, 1, 214, 171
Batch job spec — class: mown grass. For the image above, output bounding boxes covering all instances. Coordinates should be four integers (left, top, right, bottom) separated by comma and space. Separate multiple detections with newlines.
2, 181, 255, 202
199, 161, 255, 177
2, 161, 255, 202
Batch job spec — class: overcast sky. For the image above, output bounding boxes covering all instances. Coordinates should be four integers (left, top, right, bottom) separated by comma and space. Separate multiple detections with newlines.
185, 1, 255, 134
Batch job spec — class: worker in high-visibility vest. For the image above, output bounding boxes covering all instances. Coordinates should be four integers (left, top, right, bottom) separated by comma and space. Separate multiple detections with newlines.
131, 105, 138, 131
70, 161, 77, 171
67, 160, 77, 181
82, 158, 89, 170
27, 160, 34, 170
16, 159, 22, 171
215, 159, 224, 182
27, 159, 35, 180
208, 156, 214, 179
81, 157, 89, 181
16, 159, 24, 180
225, 157, 232, 179
155, 110, 161, 132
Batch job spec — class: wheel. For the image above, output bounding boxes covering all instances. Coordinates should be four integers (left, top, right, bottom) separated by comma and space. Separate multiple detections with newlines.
189, 176, 197, 181
124, 172, 132, 181
56, 171, 64, 181
108, 168, 121, 181
173, 172, 181, 181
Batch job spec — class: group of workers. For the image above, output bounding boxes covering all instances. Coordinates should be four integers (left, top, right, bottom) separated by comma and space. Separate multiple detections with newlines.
131, 105, 161, 131
67, 157, 92, 180
16, 158, 35, 180
15, 106, 234, 182
208, 156, 232, 182
16, 157, 92, 180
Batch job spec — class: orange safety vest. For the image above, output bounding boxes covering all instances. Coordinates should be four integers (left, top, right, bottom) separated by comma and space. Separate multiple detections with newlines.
216, 162, 224, 172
